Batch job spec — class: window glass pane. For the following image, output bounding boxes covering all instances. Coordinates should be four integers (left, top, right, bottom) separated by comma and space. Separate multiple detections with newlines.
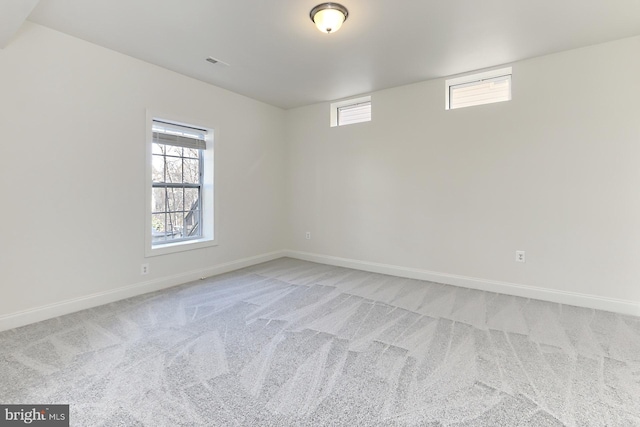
449, 75, 510, 109
165, 157, 182, 184
185, 211, 200, 236
338, 102, 371, 126
165, 145, 182, 158
167, 187, 184, 212
152, 155, 164, 182
183, 159, 200, 184
152, 187, 166, 213
184, 148, 199, 159
168, 212, 183, 239
152, 213, 166, 242
152, 143, 165, 155
184, 188, 200, 211
446, 68, 512, 110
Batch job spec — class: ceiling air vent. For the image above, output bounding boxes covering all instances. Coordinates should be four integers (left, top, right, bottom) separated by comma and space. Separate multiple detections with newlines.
205, 57, 229, 67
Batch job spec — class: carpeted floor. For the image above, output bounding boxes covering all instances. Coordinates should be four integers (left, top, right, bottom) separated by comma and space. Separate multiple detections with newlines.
1, 258, 639, 426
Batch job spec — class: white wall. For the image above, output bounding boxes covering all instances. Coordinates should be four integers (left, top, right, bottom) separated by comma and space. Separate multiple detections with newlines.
0, 22, 286, 325
1, 23, 638, 327
286, 36, 640, 309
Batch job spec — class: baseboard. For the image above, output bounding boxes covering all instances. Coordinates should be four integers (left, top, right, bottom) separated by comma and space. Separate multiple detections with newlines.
4, 249, 637, 332
284, 250, 640, 317
0, 250, 286, 332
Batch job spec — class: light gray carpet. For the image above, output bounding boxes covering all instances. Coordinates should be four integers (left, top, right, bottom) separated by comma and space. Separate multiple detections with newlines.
1, 258, 640, 426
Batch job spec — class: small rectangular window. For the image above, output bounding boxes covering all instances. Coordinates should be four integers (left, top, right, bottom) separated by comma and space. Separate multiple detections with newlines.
446, 67, 512, 110
338, 101, 371, 126
330, 96, 371, 127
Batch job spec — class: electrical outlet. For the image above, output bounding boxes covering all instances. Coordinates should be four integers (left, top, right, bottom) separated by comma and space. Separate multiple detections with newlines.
515, 251, 525, 263
305, 232, 311, 240
141, 263, 149, 275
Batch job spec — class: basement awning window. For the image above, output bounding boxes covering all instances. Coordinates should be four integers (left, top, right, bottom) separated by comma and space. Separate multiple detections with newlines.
330, 96, 371, 127
446, 67, 512, 110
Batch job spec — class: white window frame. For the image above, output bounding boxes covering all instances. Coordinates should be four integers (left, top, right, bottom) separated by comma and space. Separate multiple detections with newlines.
330, 95, 371, 127
145, 110, 217, 257
445, 66, 512, 110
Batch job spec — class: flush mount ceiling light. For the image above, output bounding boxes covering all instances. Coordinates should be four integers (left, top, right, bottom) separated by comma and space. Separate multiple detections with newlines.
310, 3, 349, 34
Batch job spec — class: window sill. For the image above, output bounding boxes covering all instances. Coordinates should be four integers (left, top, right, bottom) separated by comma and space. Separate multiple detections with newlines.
145, 237, 217, 257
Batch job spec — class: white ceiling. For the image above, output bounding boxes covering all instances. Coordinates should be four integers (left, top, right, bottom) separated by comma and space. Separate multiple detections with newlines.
18, 0, 640, 109
0, 0, 39, 48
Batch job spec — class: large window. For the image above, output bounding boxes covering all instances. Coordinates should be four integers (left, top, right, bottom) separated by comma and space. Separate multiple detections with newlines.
151, 121, 204, 244
146, 114, 215, 256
